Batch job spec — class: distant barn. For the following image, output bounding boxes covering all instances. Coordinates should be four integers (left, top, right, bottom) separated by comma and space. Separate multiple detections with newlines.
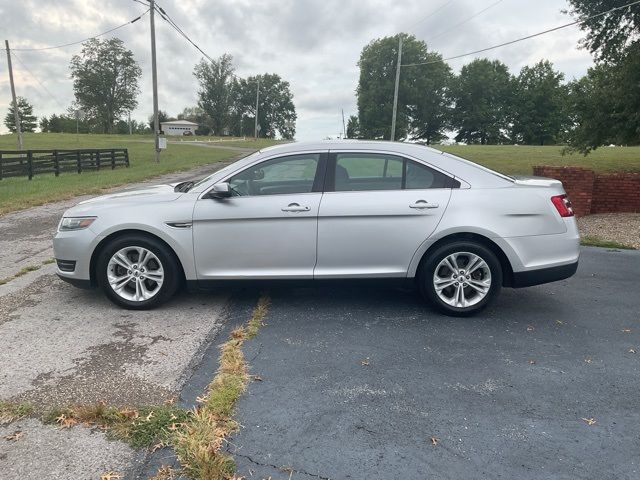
160, 120, 198, 136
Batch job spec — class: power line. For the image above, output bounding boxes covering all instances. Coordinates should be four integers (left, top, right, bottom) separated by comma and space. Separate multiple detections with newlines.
427, 0, 504, 42
10, 51, 67, 110
4, 10, 149, 52
404, 0, 457, 32
402, 0, 640, 66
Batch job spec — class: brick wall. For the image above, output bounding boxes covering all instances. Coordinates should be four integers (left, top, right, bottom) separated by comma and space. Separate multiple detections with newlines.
532, 166, 640, 216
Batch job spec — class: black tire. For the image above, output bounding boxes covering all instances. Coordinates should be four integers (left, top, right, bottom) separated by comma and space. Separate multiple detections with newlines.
96, 234, 182, 310
418, 240, 502, 317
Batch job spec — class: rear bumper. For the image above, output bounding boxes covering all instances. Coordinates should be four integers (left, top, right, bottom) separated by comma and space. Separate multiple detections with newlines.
511, 260, 578, 288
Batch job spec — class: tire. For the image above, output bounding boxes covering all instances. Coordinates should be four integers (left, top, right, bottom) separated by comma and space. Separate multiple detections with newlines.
418, 240, 502, 317
96, 234, 181, 310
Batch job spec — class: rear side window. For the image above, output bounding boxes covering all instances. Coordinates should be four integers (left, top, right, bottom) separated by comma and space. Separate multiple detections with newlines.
405, 159, 451, 189
331, 153, 457, 192
335, 154, 403, 191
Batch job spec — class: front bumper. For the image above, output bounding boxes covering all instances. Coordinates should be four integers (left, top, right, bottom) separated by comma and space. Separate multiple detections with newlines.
53, 228, 101, 284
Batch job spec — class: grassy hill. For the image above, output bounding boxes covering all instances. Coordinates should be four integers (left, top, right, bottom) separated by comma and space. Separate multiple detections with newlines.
0, 133, 275, 215
437, 144, 640, 176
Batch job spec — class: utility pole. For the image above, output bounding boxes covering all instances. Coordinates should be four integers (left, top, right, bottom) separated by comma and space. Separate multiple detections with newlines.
149, 0, 160, 162
390, 35, 403, 142
341, 109, 346, 139
5, 40, 23, 150
254, 77, 260, 139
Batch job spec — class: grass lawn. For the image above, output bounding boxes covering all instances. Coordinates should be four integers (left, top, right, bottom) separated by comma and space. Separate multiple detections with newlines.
436, 145, 640, 176
0, 133, 279, 215
169, 136, 287, 150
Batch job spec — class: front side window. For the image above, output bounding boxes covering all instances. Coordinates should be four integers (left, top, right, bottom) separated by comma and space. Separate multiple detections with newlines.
228, 153, 320, 196
332, 153, 454, 192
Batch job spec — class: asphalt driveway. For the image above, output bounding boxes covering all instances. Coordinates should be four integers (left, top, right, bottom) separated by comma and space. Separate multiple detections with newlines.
229, 247, 640, 480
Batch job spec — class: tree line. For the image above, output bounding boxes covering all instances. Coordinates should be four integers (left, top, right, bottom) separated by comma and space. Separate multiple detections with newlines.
4, 38, 296, 139
350, 0, 640, 154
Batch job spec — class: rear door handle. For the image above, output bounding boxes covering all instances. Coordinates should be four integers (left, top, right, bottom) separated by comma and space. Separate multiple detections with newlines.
409, 200, 439, 209
282, 203, 311, 212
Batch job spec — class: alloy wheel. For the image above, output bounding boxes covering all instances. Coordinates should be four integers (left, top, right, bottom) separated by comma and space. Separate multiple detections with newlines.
106, 246, 164, 302
433, 251, 492, 309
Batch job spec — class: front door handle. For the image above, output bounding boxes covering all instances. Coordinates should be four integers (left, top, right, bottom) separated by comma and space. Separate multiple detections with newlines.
282, 203, 311, 212
409, 200, 439, 209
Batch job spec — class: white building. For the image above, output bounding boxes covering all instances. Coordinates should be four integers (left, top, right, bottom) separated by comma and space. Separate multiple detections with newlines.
160, 120, 199, 136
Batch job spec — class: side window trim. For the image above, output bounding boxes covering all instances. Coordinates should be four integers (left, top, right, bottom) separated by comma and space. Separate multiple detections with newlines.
324, 151, 459, 192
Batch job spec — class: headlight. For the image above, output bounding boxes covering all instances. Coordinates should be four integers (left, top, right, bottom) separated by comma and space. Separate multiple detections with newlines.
59, 216, 97, 231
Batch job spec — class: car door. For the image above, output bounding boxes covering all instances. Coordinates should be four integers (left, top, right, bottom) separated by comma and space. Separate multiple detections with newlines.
315, 151, 454, 278
192, 152, 327, 279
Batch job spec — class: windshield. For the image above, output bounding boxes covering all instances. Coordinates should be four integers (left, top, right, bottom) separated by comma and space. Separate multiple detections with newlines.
191, 151, 261, 189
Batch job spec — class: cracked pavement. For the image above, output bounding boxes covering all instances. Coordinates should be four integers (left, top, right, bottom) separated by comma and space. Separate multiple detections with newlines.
0, 160, 238, 480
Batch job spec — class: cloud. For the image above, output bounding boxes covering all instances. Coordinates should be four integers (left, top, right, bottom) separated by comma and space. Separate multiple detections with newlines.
0, 0, 594, 139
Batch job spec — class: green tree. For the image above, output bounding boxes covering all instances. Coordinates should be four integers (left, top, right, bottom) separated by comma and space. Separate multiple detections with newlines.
567, 43, 640, 153
567, 0, 640, 60
178, 106, 210, 135
4, 97, 37, 133
70, 38, 141, 133
512, 61, 568, 145
194, 54, 235, 135
149, 110, 171, 131
450, 59, 513, 144
346, 115, 360, 138
231, 74, 296, 139
356, 33, 451, 142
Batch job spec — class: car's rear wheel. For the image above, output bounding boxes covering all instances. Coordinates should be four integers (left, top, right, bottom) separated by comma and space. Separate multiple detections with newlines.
419, 241, 502, 316
97, 234, 181, 309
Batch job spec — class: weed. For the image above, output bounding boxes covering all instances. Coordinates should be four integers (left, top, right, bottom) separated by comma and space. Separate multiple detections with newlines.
0, 401, 33, 424
581, 236, 636, 250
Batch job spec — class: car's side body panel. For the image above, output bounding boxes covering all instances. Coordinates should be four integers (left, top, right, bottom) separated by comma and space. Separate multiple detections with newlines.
192, 192, 322, 279
315, 189, 451, 278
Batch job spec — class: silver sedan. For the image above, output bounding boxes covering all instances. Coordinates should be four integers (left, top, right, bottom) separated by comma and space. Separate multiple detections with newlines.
53, 141, 580, 316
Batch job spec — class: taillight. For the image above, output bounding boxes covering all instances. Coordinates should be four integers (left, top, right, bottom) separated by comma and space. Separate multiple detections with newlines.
551, 194, 574, 217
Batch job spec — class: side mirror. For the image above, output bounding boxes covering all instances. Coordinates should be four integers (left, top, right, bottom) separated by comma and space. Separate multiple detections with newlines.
208, 182, 232, 199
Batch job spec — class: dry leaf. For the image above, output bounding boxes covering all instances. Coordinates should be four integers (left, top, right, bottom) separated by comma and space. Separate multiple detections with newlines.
56, 414, 77, 429
622, 329, 631, 333
430, 436, 439, 446
581, 417, 596, 426
584, 358, 592, 364
527, 326, 535, 332
361, 358, 370, 366
100, 472, 123, 480
555, 320, 564, 325
528, 359, 536, 364
629, 348, 637, 354
253, 375, 263, 382
4, 430, 24, 441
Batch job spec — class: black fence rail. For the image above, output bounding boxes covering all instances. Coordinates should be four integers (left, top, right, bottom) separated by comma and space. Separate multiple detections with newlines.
0, 148, 129, 180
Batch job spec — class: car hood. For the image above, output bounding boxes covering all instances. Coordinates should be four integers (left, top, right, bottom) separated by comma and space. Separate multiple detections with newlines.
76, 183, 181, 206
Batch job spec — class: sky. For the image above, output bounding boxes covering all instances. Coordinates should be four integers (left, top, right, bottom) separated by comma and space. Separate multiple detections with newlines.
0, 0, 594, 140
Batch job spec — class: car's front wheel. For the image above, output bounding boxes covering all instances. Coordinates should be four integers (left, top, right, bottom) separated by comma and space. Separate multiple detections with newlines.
419, 241, 502, 316
96, 234, 181, 309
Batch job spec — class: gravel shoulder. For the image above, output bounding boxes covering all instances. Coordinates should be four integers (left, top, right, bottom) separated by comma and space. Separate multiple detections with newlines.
578, 213, 640, 249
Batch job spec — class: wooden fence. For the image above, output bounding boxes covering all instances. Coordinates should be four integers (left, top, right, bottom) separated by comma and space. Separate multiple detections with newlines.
0, 149, 129, 180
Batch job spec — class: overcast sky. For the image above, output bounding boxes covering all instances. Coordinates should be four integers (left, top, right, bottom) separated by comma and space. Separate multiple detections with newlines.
0, 0, 593, 140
